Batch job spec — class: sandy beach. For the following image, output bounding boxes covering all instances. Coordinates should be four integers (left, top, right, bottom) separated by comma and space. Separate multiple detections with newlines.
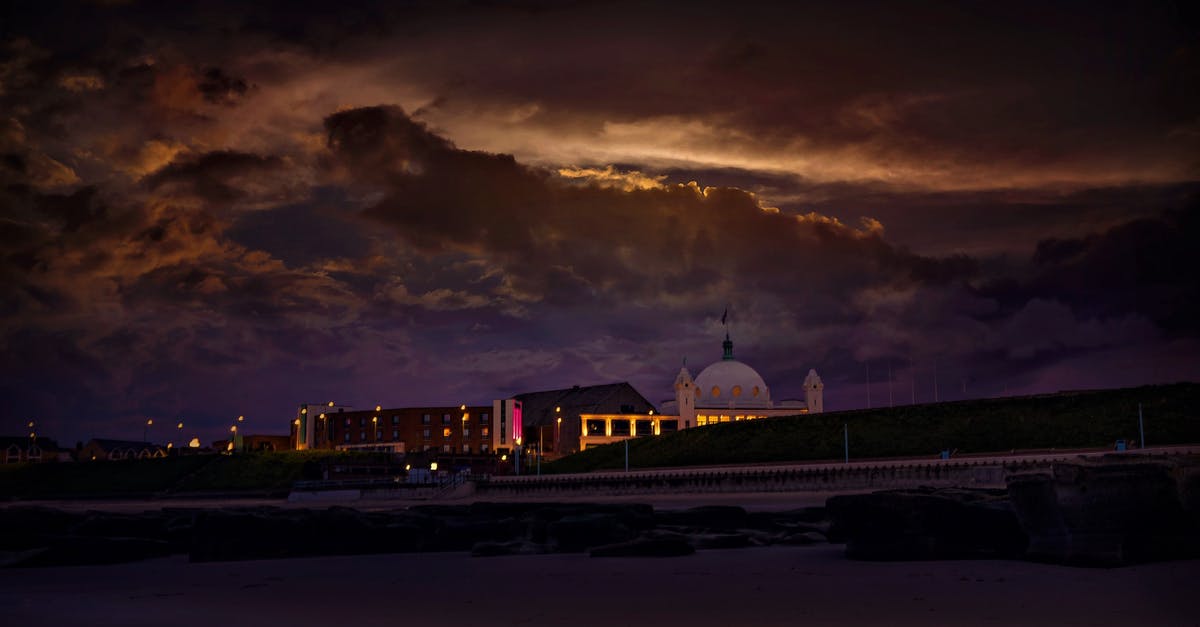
2, 545, 1195, 627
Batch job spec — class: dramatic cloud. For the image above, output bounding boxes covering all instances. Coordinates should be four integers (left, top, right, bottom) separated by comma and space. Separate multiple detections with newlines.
0, 0, 1195, 444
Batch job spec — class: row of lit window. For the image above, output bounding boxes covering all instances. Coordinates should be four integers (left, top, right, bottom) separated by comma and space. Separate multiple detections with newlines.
695, 415, 762, 426
343, 413, 492, 427
342, 427, 490, 442
584, 419, 679, 436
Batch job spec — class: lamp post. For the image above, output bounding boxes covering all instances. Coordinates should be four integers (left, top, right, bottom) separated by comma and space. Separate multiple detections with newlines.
555, 406, 561, 455
372, 416, 378, 443
230, 424, 238, 453
174, 421, 183, 450
460, 405, 468, 463
27, 421, 35, 445
143, 418, 153, 442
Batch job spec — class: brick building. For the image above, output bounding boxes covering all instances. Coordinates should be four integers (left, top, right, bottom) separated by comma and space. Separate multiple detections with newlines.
290, 404, 495, 456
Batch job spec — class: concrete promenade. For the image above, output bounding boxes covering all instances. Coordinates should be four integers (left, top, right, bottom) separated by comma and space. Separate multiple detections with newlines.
474, 444, 1200, 498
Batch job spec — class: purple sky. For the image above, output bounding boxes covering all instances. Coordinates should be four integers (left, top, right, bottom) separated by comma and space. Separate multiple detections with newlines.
2, 1, 1197, 446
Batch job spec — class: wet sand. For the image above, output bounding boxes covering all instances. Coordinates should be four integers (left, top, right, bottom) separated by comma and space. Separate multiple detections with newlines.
2, 546, 1195, 627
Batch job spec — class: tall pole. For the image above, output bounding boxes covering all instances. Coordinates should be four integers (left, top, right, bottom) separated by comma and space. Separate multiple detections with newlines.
888, 360, 894, 407
933, 358, 939, 403
866, 361, 871, 409
910, 355, 916, 404
1138, 403, 1145, 449
843, 423, 849, 464
625, 438, 630, 472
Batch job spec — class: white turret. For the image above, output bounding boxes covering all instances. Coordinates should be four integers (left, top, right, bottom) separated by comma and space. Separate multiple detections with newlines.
804, 369, 825, 414
674, 365, 697, 428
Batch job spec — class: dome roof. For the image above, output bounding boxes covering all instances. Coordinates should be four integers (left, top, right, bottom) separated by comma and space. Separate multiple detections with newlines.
694, 359, 770, 408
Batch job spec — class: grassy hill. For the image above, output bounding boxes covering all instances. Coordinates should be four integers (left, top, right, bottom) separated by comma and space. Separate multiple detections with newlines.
0, 450, 379, 499
546, 382, 1200, 474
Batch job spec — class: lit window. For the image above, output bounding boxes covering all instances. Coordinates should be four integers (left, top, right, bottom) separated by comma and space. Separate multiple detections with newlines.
752, 386, 760, 397
442, 444, 451, 453
711, 386, 721, 397
345, 418, 351, 426
462, 444, 470, 454
481, 427, 490, 437
442, 427, 451, 438
732, 385, 742, 397
481, 444, 489, 453
423, 428, 431, 439
463, 429, 471, 438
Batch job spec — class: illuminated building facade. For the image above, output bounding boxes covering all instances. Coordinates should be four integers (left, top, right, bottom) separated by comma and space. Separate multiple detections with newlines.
506, 383, 657, 456
579, 334, 824, 450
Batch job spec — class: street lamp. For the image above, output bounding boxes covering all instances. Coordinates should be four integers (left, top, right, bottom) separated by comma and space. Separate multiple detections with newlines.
144, 418, 153, 442
372, 416, 378, 443
230, 424, 238, 453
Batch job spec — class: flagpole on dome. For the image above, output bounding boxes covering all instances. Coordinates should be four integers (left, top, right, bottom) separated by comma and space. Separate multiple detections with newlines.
721, 304, 734, 361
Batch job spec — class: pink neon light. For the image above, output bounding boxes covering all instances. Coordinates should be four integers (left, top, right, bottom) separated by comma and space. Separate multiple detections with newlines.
513, 402, 523, 444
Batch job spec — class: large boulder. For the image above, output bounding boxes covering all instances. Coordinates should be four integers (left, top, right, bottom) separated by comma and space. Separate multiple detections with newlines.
471, 540, 549, 557
654, 505, 748, 531
1007, 459, 1200, 566
826, 488, 1026, 561
547, 513, 637, 552
8, 536, 174, 567
0, 507, 86, 550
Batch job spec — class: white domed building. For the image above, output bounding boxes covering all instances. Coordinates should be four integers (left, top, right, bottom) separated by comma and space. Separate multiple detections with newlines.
579, 333, 824, 450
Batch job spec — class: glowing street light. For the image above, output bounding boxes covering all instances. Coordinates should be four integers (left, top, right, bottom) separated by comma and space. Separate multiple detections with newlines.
143, 418, 153, 442
375, 405, 382, 412
430, 462, 438, 471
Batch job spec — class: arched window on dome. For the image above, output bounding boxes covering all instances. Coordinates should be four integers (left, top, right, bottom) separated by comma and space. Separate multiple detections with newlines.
752, 386, 760, 397
731, 385, 742, 397
711, 386, 721, 398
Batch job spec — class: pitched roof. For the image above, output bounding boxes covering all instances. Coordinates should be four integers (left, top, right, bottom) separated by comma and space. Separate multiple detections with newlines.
86, 438, 163, 450
0, 436, 61, 451
514, 382, 657, 427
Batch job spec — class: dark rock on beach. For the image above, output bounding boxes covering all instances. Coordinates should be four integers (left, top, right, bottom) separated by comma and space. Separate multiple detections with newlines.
826, 487, 1027, 561
1007, 458, 1200, 566
589, 537, 695, 558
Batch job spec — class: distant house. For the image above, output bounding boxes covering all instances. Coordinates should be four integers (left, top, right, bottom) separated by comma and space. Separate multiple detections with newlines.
1, 436, 66, 463
80, 439, 167, 461
215, 434, 291, 452
242, 434, 291, 452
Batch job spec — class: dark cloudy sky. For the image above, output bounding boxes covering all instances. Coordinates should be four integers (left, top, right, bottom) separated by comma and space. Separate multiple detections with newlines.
2, 0, 1197, 446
